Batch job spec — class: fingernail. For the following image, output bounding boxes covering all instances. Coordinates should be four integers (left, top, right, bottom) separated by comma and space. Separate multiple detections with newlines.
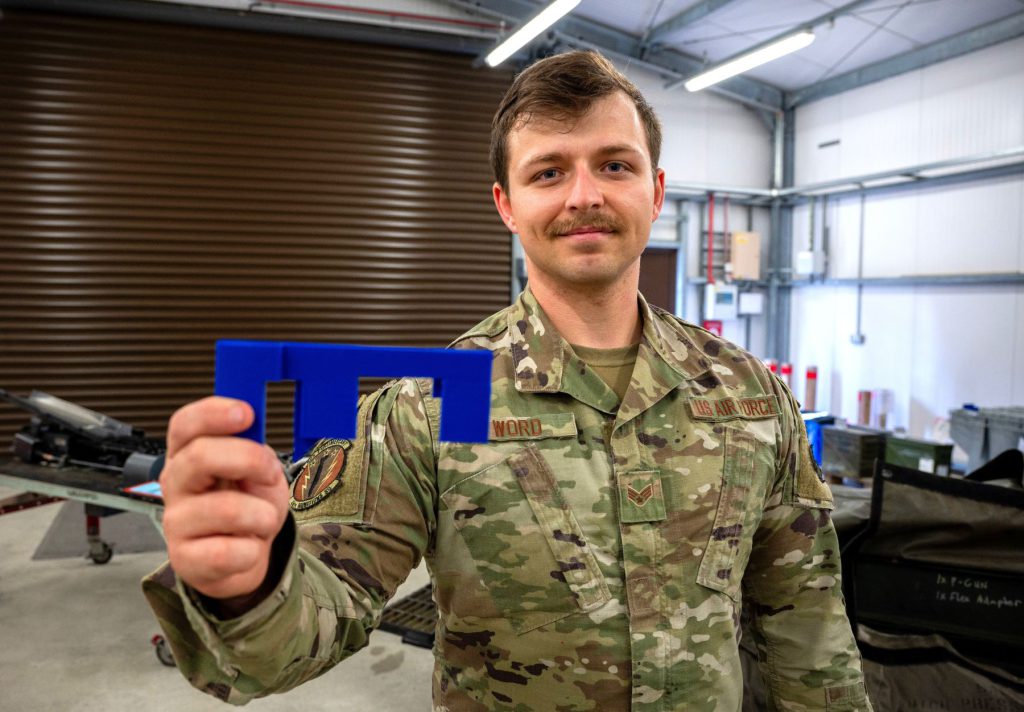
230, 406, 245, 424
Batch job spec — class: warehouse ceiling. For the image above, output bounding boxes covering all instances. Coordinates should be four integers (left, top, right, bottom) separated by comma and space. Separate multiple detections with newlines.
579, 0, 1024, 90
4, 0, 1024, 110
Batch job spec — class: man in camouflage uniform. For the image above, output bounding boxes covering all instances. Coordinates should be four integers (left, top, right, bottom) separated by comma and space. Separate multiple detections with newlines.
144, 50, 871, 711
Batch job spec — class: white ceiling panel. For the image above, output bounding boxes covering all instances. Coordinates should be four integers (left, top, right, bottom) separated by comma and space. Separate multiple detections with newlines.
698, 0, 834, 37
671, 19, 770, 60
743, 54, 833, 90
794, 16, 917, 80
857, 0, 1024, 46
576, 0, 671, 38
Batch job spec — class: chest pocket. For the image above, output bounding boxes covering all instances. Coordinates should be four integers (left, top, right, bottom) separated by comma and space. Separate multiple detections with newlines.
440, 444, 611, 634
695, 426, 771, 601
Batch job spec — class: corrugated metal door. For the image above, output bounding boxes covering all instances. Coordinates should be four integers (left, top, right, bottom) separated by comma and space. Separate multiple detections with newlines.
0, 10, 512, 452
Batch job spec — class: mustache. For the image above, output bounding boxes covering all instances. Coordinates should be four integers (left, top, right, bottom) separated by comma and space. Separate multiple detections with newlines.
546, 213, 622, 238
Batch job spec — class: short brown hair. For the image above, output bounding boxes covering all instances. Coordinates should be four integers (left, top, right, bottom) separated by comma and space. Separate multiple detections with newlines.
490, 50, 662, 191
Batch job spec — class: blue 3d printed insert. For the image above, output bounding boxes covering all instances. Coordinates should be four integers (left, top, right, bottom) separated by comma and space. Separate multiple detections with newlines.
214, 340, 493, 455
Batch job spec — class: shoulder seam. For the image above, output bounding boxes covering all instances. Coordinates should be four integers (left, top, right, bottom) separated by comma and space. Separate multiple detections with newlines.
448, 310, 511, 347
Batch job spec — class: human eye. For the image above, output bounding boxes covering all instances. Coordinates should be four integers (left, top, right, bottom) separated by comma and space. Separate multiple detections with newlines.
533, 168, 560, 182
605, 161, 629, 174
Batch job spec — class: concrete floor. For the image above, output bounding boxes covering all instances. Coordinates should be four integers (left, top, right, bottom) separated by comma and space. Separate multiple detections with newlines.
0, 485, 434, 712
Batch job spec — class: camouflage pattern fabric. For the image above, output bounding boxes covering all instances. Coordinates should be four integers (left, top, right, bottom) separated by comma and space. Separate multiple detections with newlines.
143, 288, 871, 710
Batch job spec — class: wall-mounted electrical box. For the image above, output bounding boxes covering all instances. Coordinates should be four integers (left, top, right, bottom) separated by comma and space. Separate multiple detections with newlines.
738, 291, 764, 316
704, 283, 739, 320
796, 249, 826, 277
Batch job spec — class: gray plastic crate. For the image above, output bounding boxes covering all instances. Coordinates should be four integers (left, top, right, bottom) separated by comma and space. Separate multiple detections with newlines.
984, 407, 1024, 457
950, 408, 988, 471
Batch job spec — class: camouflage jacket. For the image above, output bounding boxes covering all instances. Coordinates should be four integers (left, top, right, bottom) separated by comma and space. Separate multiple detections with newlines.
143, 288, 871, 711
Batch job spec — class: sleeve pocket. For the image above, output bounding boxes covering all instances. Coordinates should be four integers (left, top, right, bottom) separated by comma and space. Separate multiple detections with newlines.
696, 427, 758, 600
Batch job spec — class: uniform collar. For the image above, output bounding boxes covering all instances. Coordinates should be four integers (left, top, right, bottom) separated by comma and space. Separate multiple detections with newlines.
617, 292, 713, 425
507, 287, 712, 416
635, 290, 713, 381
507, 286, 568, 394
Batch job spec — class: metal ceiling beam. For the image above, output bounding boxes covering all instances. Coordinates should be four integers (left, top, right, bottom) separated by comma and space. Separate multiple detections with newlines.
644, 0, 740, 47
804, 273, 1024, 288
786, 11, 1024, 108
787, 159, 1024, 204
663, 0, 876, 91
778, 145, 1024, 197
448, 0, 784, 111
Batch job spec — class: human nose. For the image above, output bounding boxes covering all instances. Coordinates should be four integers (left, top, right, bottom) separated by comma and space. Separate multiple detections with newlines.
565, 168, 604, 212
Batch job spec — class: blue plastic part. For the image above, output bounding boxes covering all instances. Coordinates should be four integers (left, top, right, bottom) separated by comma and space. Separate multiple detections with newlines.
805, 420, 824, 465
214, 340, 493, 455
800, 411, 834, 466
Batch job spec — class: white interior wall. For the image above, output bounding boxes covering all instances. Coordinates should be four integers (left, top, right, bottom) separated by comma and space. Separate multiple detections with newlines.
623, 65, 773, 187
790, 38, 1024, 438
623, 63, 775, 350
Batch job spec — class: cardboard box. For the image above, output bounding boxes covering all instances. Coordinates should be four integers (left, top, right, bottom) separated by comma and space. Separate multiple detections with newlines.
730, 231, 760, 281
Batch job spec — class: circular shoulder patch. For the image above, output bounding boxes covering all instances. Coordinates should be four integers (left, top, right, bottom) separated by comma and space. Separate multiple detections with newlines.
290, 439, 350, 511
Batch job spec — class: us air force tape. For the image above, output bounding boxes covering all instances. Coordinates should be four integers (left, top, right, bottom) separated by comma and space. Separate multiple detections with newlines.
290, 438, 351, 510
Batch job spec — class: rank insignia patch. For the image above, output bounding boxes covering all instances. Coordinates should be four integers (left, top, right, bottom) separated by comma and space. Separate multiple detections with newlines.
617, 471, 667, 524
290, 439, 350, 511
627, 483, 655, 507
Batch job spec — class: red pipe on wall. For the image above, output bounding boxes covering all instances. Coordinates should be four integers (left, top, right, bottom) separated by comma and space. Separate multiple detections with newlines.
723, 195, 730, 269
707, 192, 715, 285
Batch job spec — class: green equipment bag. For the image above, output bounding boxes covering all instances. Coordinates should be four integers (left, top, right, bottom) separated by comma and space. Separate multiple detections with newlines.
742, 460, 1024, 710
843, 463, 1024, 709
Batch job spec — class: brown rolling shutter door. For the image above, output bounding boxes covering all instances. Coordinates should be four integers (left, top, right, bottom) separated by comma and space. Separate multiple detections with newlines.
0, 10, 512, 452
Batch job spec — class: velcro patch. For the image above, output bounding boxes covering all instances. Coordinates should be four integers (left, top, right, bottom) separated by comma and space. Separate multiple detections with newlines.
490, 413, 577, 441
687, 395, 780, 422
290, 439, 351, 511
795, 442, 834, 509
617, 471, 666, 524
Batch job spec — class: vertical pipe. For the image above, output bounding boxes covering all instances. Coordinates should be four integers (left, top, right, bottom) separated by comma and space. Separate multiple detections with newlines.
707, 192, 716, 285
744, 202, 753, 349
822, 195, 831, 278
852, 192, 867, 344
697, 198, 707, 320
809, 196, 816, 253
723, 195, 731, 276
768, 198, 781, 357
778, 108, 796, 363
772, 111, 784, 190
676, 199, 688, 318
767, 112, 785, 358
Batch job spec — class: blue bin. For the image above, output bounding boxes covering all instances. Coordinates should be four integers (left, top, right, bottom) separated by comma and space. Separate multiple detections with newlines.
801, 411, 834, 466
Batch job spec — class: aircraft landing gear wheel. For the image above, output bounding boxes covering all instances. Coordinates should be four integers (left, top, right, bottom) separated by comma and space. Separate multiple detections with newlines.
152, 635, 176, 667
89, 541, 113, 564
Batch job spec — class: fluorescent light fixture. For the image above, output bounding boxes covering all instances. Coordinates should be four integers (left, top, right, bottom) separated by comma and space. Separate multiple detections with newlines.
485, 0, 581, 68
684, 30, 815, 92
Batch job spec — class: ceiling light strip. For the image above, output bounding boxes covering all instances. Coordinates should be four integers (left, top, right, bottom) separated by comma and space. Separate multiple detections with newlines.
684, 30, 816, 92
485, 0, 582, 67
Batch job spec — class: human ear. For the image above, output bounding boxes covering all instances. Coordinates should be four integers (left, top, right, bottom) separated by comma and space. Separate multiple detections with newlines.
651, 168, 666, 222
492, 182, 518, 233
